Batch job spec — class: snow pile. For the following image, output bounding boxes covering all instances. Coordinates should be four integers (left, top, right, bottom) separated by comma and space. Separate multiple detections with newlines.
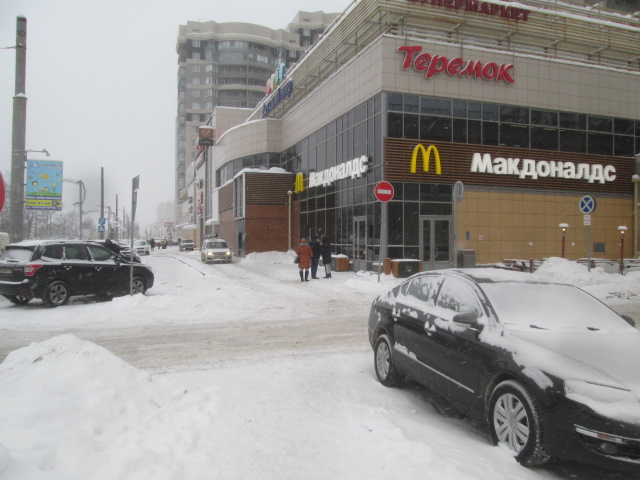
0, 335, 219, 479
242, 249, 297, 264
533, 257, 640, 304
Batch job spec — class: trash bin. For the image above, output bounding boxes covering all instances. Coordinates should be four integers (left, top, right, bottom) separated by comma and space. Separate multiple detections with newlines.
457, 249, 476, 268
391, 259, 421, 278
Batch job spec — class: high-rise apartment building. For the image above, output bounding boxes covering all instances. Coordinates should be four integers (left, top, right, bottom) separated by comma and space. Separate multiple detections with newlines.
175, 12, 338, 225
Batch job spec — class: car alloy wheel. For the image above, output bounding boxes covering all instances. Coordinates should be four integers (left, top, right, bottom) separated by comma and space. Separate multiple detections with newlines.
131, 277, 146, 295
44, 281, 70, 307
374, 334, 402, 387
489, 380, 550, 467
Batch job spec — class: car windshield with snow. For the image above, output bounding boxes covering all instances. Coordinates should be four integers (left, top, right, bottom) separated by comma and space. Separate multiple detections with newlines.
368, 268, 640, 473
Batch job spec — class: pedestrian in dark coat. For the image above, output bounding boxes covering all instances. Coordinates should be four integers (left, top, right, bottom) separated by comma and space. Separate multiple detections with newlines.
309, 235, 321, 279
320, 234, 332, 278
150, 238, 156, 251
296, 237, 313, 282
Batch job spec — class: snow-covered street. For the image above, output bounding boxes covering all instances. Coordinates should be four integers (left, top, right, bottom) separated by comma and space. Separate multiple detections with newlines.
0, 249, 639, 479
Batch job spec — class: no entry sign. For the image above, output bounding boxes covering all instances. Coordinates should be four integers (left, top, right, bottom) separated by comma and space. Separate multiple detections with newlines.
375, 181, 394, 202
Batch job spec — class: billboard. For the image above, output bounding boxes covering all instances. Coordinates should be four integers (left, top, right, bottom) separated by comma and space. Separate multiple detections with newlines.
26, 160, 63, 210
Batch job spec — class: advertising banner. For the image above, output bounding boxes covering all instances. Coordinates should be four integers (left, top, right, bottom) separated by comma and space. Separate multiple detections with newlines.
26, 160, 63, 210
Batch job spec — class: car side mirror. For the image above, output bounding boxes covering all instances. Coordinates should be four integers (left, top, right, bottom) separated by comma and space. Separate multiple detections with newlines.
453, 310, 481, 329
621, 315, 636, 327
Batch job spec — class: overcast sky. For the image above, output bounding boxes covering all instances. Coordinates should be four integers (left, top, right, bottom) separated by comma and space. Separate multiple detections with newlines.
0, 0, 351, 231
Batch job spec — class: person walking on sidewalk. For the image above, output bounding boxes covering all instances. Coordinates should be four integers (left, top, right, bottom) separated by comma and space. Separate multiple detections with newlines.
296, 237, 313, 282
309, 235, 321, 279
321, 234, 332, 278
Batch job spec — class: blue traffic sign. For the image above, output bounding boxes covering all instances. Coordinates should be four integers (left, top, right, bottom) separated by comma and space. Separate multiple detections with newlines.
579, 195, 596, 214
97, 225, 106, 232
98, 217, 106, 225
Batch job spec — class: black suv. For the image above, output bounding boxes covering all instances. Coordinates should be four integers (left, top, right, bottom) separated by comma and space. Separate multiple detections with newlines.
0, 240, 154, 307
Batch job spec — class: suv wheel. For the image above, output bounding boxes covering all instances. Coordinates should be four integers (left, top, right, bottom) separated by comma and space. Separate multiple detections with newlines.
131, 277, 147, 295
43, 280, 70, 307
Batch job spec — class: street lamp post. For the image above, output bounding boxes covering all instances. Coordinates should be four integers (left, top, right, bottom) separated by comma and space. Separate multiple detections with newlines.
618, 226, 627, 274
287, 190, 293, 251
63, 178, 85, 239
559, 223, 569, 258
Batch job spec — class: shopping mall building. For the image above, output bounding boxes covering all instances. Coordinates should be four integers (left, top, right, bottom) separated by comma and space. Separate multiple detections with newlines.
192, 0, 640, 270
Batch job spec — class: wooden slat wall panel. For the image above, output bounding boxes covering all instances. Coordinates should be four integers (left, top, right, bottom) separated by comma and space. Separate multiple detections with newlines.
246, 173, 295, 205
383, 137, 635, 195
219, 183, 234, 212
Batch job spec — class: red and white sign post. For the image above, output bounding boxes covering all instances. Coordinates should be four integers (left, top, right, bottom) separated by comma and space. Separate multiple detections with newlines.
375, 181, 395, 282
375, 181, 394, 202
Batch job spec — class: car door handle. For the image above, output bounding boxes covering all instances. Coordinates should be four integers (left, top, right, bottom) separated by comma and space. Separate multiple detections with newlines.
64, 266, 73, 271
94, 266, 103, 272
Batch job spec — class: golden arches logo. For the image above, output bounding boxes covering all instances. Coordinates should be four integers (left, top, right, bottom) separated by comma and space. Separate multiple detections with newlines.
294, 172, 305, 193
410, 144, 442, 175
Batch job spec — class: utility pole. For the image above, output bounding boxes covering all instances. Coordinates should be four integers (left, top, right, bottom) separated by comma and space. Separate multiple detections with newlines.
9, 17, 27, 242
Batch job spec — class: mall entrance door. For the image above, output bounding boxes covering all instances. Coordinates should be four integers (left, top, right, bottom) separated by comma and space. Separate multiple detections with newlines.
352, 216, 367, 271
420, 216, 451, 270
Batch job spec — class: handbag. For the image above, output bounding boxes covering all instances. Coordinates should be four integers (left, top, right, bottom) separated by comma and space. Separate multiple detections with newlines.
294, 255, 300, 264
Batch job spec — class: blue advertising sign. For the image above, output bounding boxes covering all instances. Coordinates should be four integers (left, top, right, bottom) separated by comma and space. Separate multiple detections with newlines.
25, 160, 63, 210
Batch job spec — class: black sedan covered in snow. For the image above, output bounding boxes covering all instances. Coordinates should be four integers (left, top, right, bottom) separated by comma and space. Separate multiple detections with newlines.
368, 269, 639, 472
0, 240, 154, 307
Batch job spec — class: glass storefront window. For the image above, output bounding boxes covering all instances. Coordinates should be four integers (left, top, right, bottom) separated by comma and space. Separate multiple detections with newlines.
531, 127, 558, 151
404, 114, 419, 139
560, 130, 586, 153
560, 113, 586, 130
614, 135, 634, 157
482, 103, 499, 121
388, 113, 403, 138
588, 116, 613, 132
483, 122, 499, 145
405, 203, 419, 245
452, 118, 467, 143
468, 102, 482, 120
531, 109, 558, 126
388, 93, 403, 111
614, 119, 634, 135
500, 124, 529, 148
452, 100, 467, 118
421, 116, 452, 142
404, 95, 419, 113
500, 105, 529, 124
468, 120, 481, 144
588, 133, 613, 155
388, 202, 404, 245
421, 98, 451, 115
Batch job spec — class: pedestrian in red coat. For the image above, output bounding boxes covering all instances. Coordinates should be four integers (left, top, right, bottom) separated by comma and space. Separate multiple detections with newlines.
296, 237, 313, 282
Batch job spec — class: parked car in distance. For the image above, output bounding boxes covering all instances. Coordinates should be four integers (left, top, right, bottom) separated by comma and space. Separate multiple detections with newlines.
201, 238, 232, 263
133, 239, 150, 256
179, 239, 195, 252
0, 240, 154, 307
368, 268, 639, 473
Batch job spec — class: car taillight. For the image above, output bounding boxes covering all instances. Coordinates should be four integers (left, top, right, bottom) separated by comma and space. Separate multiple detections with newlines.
24, 263, 43, 277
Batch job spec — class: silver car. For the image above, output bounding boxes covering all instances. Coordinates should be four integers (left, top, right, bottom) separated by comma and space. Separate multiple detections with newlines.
133, 239, 150, 256
201, 238, 232, 263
